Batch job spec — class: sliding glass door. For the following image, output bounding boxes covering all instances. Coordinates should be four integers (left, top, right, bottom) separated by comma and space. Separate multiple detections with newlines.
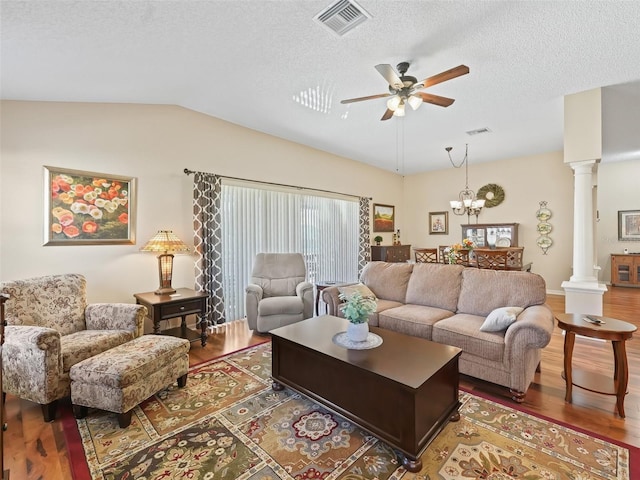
221, 182, 359, 321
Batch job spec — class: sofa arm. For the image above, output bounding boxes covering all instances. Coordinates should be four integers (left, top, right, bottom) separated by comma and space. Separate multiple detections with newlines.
85, 303, 147, 337
505, 304, 555, 352
2, 325, 63, 403
245, 283, 263, 331
321, 286, 343, 316
296, 281, 314, 319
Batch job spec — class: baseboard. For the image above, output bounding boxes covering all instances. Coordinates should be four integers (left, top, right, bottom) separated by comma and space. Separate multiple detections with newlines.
546, 289, 565, 296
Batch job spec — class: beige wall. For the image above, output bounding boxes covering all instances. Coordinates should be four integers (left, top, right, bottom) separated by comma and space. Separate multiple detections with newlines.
597, 159, 640, 282
1, 100, 637, 302
0, 101, 403, 302
403, 152, 575, 292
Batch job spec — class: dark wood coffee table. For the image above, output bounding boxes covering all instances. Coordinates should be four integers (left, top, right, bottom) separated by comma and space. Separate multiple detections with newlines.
270, 315, 462, 472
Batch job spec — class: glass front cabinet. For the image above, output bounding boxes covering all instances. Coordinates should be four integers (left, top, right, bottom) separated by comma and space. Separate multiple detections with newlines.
611, 254, 640, 287
461, 223, 519, 248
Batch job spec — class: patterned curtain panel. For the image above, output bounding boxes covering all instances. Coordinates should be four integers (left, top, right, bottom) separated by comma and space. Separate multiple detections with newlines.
358, 197, 371, 277
193, 173, 226, 326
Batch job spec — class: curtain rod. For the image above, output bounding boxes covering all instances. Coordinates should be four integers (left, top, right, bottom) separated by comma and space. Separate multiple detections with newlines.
183, 168, 371, 200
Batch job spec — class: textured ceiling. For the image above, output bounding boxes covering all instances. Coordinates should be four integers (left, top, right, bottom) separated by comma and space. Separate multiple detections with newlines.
2, 0, 640, 174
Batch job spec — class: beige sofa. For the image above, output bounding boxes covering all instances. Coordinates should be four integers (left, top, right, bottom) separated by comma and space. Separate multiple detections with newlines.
322, 262, 554, 401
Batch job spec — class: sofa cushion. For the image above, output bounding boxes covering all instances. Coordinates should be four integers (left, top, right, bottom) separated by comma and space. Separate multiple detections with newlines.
456, 269, 546, 317
360, 262, 413, 303
405, 263, 464, 312
338, 283, 376, 300
432, 313, 505, 362
480, 306, 524, 332
379, 304, 455, 340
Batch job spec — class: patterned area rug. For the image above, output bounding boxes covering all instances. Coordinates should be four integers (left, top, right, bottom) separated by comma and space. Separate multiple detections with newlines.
62, 341, 637, 480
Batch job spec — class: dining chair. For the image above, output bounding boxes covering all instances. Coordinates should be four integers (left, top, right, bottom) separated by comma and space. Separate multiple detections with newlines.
475, 248, 509, 270
505, 247, 525, 270
414, 248, 438, 263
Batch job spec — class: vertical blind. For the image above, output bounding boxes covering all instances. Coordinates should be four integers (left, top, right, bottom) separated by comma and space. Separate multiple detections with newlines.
221, 183, 360, 321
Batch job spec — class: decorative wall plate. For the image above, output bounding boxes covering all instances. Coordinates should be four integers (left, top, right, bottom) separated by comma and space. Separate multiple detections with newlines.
536, 222, 552, 234
477, 183, 505, 208
536, 208, 552, 221
536, 235, 553, 249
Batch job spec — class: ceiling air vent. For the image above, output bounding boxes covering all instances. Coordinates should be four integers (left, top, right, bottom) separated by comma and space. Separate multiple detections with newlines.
466, 127, 492, 136
314, 0, 371, 37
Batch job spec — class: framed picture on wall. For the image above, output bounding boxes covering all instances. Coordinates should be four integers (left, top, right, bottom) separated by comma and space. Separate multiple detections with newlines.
429, 211, 448, 235
373, 204, 395, 232
43, 166, 136, 246
618, 210, 640, 241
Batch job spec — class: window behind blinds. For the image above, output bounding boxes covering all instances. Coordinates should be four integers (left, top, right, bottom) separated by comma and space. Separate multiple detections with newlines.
221, 183, 360, 321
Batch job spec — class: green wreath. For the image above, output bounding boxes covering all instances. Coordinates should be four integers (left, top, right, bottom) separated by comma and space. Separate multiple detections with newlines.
476, 183, 505, 208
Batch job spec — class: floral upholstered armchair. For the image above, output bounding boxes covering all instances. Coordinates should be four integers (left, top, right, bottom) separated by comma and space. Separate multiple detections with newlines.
1, 274, 146, 421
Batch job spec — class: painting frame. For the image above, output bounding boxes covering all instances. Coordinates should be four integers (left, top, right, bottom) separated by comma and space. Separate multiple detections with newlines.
618, 210, 640, 241
429, 211, 449, 235
43, 166, 136, 246
373, 203, 395, 232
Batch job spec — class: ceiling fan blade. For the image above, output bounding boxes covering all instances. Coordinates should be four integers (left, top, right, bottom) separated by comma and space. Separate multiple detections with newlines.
420, 65, 470, 88
416, 92, 456, 107
375, 64, 403, 90
340, 93, 391, 104
381, 108, 394, 121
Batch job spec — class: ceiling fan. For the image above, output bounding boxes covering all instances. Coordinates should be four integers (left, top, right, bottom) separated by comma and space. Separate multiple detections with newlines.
341, 62, 469, 120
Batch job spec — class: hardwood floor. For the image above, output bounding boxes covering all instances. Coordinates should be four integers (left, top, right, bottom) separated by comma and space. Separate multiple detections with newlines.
3, 287, 639, 478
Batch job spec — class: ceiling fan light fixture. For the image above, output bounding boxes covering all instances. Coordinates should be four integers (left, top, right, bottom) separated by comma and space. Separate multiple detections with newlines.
393, 102, 405, 117
386, 96, 401, 111
408, 95, 423, 110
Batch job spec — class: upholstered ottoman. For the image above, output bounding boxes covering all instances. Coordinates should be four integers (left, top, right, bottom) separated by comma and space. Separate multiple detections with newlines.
70, 335, 190, 428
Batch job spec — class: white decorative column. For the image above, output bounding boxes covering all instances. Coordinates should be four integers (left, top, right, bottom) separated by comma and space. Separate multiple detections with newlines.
561, 160, 606, 315
561, 88, 607, 315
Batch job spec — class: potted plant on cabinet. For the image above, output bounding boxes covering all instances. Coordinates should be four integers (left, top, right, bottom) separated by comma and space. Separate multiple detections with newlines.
374, 236, 383, 246
339, 291, 377, 342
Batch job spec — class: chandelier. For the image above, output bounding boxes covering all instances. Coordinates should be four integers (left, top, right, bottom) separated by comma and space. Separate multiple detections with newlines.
447, 144, 485, 222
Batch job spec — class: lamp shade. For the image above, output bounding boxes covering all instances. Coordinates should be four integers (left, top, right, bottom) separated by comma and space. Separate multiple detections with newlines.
140, 230, 191, 254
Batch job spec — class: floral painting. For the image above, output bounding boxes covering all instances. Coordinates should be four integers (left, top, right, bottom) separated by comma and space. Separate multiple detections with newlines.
44, 166, 136, 245
429, 211, 448, 235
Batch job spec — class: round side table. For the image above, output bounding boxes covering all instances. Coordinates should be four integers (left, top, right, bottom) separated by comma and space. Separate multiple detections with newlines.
556, 313, 636, 417
314, 281, 347, 316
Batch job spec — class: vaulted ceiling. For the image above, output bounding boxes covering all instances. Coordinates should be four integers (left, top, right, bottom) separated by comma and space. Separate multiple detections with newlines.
2, 0, 639, 173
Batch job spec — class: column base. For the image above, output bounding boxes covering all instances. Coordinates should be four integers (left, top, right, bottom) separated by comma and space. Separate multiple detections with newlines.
561, 280, 607, 315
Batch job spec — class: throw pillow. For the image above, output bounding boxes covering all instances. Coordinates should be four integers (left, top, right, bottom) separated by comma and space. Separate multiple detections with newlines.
338, 283, 377, 301
479, 306, 524, 332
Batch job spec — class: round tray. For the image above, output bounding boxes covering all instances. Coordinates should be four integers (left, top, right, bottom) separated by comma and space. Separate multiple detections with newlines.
332, 332, 383, 350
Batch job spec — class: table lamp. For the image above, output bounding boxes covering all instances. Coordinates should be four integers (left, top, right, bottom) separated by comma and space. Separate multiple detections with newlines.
140, 230, 191, 295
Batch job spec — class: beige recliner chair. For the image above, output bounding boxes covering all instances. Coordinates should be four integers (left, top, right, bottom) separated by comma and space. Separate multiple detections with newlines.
245, 253, 314, 333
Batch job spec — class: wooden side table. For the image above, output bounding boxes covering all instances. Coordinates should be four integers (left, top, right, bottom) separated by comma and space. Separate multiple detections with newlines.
556, 313, 636, 417
315, 281, 348, 316
134, 288, 208, 347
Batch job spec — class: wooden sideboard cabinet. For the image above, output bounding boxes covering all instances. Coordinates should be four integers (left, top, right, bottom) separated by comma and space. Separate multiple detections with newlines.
371, 245, 411, 263
611, 254, 640, 287
461, 223, 519, 248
